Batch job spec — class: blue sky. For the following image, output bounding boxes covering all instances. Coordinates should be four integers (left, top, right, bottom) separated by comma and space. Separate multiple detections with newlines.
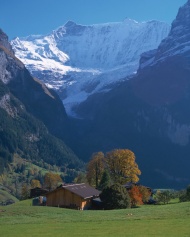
1, 0, 187, 39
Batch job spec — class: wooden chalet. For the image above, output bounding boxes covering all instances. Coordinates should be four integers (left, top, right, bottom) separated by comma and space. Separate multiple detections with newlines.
46, 183, 100, 210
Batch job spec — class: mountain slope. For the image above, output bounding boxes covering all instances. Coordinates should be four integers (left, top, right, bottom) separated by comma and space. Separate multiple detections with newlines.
0, 29, 81, 174
69, 0, 190, 189
11, 20, 170, 116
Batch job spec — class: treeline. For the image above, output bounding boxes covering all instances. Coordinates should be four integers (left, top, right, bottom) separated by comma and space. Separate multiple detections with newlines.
0, 156, 80, 200
76, 149, 190, 209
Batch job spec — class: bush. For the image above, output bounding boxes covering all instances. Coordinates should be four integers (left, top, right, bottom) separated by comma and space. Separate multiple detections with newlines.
100, 183, 131, 209
179, 185, 190, 202
155, 190, 171, 204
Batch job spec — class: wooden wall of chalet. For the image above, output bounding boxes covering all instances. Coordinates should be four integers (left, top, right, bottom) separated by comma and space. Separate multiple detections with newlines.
46, 188, 91, 210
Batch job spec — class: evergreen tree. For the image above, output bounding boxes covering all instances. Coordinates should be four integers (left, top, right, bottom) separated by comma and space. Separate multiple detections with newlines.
99, 169, 111, 190
100, 183, 131, 209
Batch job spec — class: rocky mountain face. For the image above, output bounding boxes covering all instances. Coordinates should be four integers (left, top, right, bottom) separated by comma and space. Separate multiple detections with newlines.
156, 0, 190, 60
0, 29, 14, 54
69, 0, 190, 188
0, 29, 81, 173
11, 20, 170, 116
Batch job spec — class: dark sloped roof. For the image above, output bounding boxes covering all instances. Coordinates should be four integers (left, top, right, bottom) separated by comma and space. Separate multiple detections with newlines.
63, 183, 100, 199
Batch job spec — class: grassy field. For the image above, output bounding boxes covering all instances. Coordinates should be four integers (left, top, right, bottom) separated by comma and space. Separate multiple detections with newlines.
0, 200, 190, 237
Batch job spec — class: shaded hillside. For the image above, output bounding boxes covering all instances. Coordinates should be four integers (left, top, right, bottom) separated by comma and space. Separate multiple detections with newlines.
68, 1, 190, 189
0, 29, 82, 174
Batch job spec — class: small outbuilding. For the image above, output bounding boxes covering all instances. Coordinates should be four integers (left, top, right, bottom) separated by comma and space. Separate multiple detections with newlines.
30, 187, 48, 198
46, 183, 100, 210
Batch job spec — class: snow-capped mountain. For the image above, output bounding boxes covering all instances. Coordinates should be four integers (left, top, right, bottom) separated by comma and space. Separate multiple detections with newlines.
11, 19, 170, 116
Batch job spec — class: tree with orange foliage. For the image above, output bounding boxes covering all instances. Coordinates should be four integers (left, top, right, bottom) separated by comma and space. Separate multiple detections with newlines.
106, 149, 141, 185
129, 185, 143, 207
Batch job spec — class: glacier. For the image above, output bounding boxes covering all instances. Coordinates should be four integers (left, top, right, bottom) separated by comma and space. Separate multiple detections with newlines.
11, 19, 170, 117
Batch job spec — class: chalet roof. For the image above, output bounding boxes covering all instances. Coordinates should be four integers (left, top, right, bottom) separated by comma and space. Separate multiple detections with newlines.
30, 187, 49, 198
30, 187, 48, 191
46, 183, 100, 199
63, 183, 100, 199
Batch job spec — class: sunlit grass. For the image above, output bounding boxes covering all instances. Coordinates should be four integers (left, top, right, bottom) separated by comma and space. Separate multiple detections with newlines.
0, 200, 190, 237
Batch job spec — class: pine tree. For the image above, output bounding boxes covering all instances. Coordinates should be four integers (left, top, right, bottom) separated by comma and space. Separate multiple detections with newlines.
99, 169, 111, 190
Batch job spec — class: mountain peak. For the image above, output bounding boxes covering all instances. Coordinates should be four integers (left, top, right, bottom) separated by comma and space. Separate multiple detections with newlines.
172, 0, 190, 29
123, 18, 138, 24
155, 1, 190, 60
54, 21, 86, 37
0, 29, 14, 54
64, 20, 77, 27
0, 29, 8, 42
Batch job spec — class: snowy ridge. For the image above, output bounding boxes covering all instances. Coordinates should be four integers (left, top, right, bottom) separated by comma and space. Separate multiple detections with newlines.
140, 1, 190, 69
11, 19, 170, 116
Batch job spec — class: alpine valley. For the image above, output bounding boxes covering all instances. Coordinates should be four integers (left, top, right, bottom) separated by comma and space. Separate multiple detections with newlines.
1, 0, 190, 191
0, 29, 82, 200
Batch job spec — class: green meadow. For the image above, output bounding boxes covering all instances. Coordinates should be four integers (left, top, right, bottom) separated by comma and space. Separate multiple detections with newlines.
0, 200, 190, 237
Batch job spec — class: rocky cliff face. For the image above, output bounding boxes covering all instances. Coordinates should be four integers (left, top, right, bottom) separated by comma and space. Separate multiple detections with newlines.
139, 0, 190, 67
156, 0, 190, 60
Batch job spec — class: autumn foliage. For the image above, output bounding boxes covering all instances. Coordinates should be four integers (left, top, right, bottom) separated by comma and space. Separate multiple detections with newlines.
139, 185, 151, 203
86, 149, 141, 188
44, 172, 62, 191
106, 149, 141, 184
31, 179, 41, 188
129, 185, 143, 207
